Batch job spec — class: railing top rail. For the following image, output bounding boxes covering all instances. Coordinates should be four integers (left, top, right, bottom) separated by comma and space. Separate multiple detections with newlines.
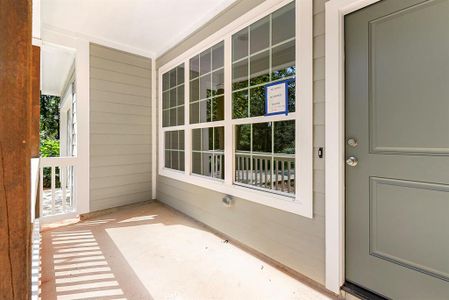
235, 152, 295, 160
40, 156, 78, 167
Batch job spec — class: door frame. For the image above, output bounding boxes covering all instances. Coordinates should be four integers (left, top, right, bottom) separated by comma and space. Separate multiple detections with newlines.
324, 0, 382, 294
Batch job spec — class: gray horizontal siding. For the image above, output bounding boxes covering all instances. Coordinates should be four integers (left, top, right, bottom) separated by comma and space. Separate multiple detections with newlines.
90, 43, 152, 212
156, 0, 327, 285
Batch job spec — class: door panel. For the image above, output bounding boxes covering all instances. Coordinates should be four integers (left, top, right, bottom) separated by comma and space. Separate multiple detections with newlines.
345, 0, 449, 299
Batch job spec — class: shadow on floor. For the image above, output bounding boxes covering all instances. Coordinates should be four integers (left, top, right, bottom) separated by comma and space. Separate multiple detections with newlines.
41, 201, 335, 300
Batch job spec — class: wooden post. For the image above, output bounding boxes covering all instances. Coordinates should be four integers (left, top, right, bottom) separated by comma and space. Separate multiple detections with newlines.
0, 0, 32, 299
31, 46, 41, 158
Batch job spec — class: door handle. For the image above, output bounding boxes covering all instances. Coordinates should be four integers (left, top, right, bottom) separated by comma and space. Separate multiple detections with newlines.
346, 156, 358, 167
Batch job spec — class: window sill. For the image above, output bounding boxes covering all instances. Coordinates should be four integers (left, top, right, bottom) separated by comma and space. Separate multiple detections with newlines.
159, 168, 312, 217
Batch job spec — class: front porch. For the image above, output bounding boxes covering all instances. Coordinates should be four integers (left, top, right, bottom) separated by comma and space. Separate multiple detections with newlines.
41, 201, 334, 300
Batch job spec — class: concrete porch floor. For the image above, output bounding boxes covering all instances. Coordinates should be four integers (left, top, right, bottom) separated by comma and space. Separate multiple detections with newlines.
41, 201, 336, 300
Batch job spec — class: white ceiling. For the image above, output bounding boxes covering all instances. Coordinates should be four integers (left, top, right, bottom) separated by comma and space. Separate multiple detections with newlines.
41, 43, 76, 96
41, 0, 237, 57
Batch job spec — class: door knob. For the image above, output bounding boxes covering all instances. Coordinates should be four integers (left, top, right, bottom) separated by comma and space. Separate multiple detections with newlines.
346, 156, 358, 167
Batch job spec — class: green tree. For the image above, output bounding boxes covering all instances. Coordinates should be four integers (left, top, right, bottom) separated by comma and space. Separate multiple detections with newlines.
40, 94, 60, 141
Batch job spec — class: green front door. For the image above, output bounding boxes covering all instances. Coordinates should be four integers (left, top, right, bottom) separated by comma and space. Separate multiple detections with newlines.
345, 0, 449, 298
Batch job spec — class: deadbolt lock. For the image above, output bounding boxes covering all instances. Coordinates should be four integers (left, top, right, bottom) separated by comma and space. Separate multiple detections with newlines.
347, 138, 358, 148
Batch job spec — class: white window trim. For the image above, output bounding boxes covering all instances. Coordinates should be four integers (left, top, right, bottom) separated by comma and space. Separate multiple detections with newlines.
324, 0, 382, 294
158, 0, 313, 218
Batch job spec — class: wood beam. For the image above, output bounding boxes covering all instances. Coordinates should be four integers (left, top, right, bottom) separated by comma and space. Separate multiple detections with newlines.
0, 0, 32, 299
31, 46, 41, 158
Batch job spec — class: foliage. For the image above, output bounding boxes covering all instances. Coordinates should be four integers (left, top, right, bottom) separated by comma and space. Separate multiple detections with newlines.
40, 94, 61, 188
40, 138, 60, 157
40, 95, 60, 141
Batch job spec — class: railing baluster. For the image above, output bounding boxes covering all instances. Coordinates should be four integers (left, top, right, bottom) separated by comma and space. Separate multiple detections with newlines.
245, 157, 249, 184
51, 166, 56, 214
281, 160, 285, 192
39, 167, 44, 217
287, 161, 291, 193
61, 166, 67, 212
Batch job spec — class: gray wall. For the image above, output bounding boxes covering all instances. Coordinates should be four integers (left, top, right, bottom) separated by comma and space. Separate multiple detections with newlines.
156, 0, 326, 285
90, 44, 152, 212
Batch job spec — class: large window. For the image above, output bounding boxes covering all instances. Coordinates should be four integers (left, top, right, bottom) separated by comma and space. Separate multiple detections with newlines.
158, 0, 313, 217
232, 2, 296, 196
189, 41, 226, 180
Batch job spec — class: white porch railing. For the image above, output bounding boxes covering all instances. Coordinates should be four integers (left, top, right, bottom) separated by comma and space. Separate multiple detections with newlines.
235, 152, 295, 195
39, 157, 77, 219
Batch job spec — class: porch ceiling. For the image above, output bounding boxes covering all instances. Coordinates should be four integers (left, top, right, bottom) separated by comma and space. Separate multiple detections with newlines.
41, 0, 237, 57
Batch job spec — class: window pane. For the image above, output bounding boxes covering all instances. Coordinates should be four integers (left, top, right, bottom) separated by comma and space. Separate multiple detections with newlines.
200, 49, 211, 76
272, 40, 295, 80
236, 124, 251, 151
177, 65, 185, 85
179, 151, 185, 171
192, 128, 201, 151
169, 88, 176, 107
214, 127, 225, 150
199, 99, 212, 123
165, 132, 171, 149
190, 55, 200, 79
177, 85, 184, 106
212, 96, 224, 121
274, 120, 295, 154
232, 90, 248, 119
250, 50, 269, 86
202, 128, 213, 151
163, 110, 169, 127
190, 102, 199, 124
214, 154, 225, 179
199, 74, 212, 100
201, 153, 212, 176
212, 69, 224, 96
192, 152, 201, 174
162, 91, 169, 109
250, 16, 269, 54
172, 151, 179, 170
232, 59, 248, 90
177, 106, 184, 125
272, 2, 295, 45
190, 78, 199, 102
179, 131, 185, 150
253, 122, 272, 153
288, 80, 295, 113
169, 69, 176, 88
163, 72, 169, 91
169, 108, 177, 127
232, 28, 248, 62
170, 131, 178, 149
165, 150, 171, 168
250, 86, 265, 117
212, 42, 224, 70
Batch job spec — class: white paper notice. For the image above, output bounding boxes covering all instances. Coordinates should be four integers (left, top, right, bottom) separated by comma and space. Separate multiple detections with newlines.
265, 82, 287, 115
